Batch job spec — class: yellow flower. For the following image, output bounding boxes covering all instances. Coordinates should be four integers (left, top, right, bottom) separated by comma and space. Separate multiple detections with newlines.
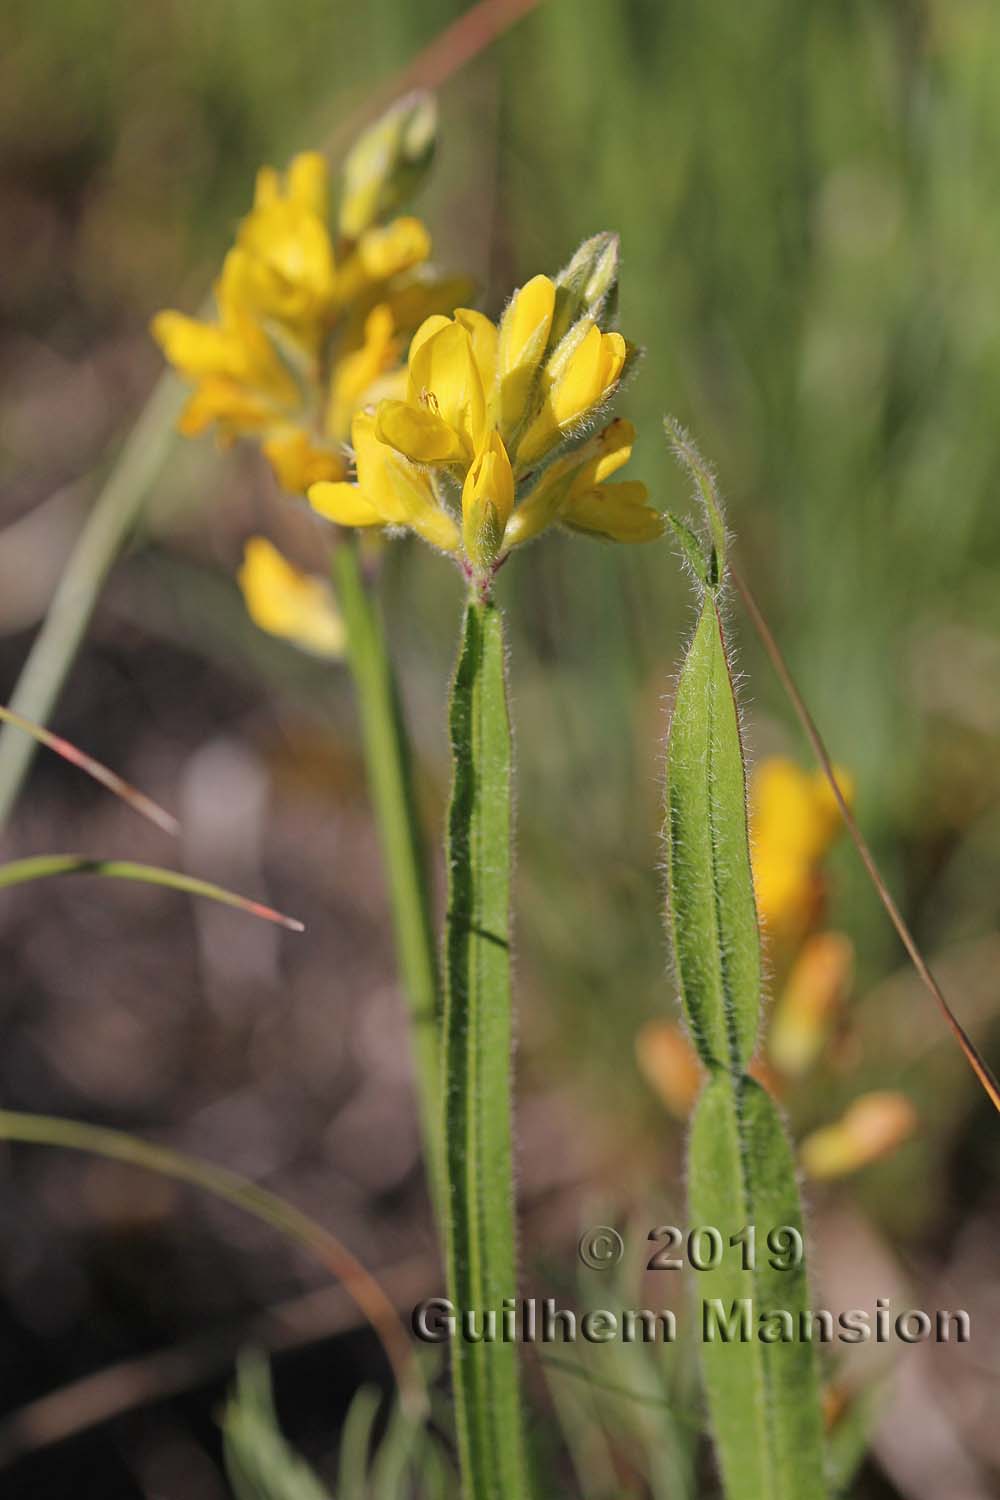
325, 305, 402, 443
517, 320, 627, 464
308, 410, 459, 553
800, 1092, 917, 1179
262, 429, 347, 494
461, 429, 515, 570
238, 538, 345, 658
152, 249, 301, 441
375, 267, 629, 480
504, 418, 661, 548
751, 757, 853, 944
236, 152, 337, 342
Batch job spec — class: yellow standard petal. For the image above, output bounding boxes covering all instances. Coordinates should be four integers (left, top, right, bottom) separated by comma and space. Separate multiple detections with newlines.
406, 319, 487, 459
238, 537, 345, 658
461, 431, 514, 571
496, 274, 555, 437
308, 480, 385, 528
376, 398, 464, 464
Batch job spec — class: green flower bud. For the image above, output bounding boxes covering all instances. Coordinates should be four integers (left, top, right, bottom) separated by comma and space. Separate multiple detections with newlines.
338, 92, 438, 240
549, 231, 620, 346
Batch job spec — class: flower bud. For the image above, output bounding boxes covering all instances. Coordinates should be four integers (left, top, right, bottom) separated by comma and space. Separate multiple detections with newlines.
461, 431, 515, 573
339, 92, 438, 240
550, 231, 620, 346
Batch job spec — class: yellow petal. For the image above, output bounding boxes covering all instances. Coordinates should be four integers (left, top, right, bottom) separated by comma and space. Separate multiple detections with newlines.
800, 1093, 917, 1180
562, 481, 662, 542
287, 151, 329, 218
308, 480, 385, 528
376, 398, 464, 464
353, 411, 460, 551
151, 312, 240, 380
238, 537, 345, 658
407, 320, 486, 457
408, 313, 454, 365
461, 431, 514, 569
769, 932, 855, 1077
177, 379, 274, 438
262, 429, 347, 494
497, 274, 555, 435
455, 309, 499, 404
325, 303, 400, 441
357, 216, 431, 281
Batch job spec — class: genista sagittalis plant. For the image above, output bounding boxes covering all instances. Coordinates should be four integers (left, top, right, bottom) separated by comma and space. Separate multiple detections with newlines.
316, 229, 661, 1499
662, 419, 828, 1500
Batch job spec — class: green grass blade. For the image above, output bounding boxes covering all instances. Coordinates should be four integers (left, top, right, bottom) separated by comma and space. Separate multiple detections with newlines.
0, 854, 304, 931
332, 539, 443, 1210
0, 373, 185, 833
443, 598, 528, 1500
687, 1074, 827, 1500
664, 594, 760, 1071
223, 1351, 334, 1500
0, 704, 178, 835
335, 1384, 382, 1498
0, 1108, 424, 1413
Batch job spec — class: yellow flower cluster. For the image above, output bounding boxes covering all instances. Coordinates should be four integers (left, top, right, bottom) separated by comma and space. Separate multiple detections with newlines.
750, 756, 853, 945
152, 144, 462, 495
309, 239, 662, 585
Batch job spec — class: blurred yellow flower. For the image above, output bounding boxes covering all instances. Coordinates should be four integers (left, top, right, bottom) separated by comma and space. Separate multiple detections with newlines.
635, 1019, 704, 1120
769, 931, 855, 1077
751, 757, 854, 945
238, 538, 346, 658
152, 123, 463, 496
800, 1092, 917, 1179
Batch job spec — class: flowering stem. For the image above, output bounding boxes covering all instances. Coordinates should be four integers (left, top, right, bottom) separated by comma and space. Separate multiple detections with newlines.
443, 596, 528, 1500
331, 539, 444, 1208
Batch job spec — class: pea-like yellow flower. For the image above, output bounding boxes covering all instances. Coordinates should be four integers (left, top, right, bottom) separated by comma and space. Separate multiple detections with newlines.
751, 757, 854, 946
309, 411, 459, 554
238, 538, 346, 658
374, 275, 627, 476
152, 116, 465, 496
236, 152, 338, 343
152, 249, 302, 441
505, 418, 662, 546
310, 238, 660, 584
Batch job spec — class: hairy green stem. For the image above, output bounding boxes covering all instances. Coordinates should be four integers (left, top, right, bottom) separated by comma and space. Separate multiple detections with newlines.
332, 540, 443, 1208
443, 597, 527, 1500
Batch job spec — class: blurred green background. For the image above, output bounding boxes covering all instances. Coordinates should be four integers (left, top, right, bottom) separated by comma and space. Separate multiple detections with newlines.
2, 1, 999, 1496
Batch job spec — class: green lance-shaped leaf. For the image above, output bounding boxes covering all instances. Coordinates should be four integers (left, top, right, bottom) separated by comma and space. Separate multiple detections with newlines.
664, 592, 760, 1072
443, 598, 528, 1500
688, 1075, 827, 1500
